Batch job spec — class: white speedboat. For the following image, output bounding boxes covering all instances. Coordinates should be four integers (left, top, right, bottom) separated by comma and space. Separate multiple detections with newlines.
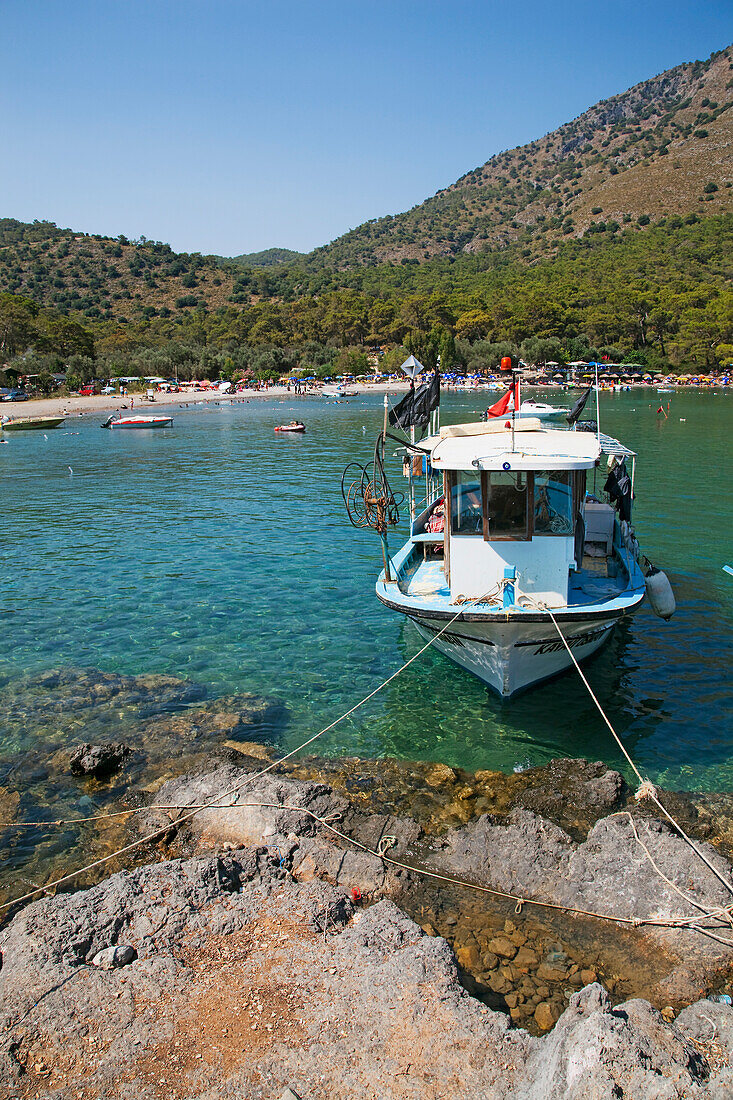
374, 416, 653, 698
322, 384, 357, 398
516, 400, 570, 420
101, 414, 173, 429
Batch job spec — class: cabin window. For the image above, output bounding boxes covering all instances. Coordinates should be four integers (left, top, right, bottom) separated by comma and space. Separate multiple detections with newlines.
485, 471, 530, 540
533, 471, 573, 535
450, 472, 483, 535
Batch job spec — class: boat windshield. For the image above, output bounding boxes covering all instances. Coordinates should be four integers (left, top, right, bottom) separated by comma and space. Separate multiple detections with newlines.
533, 471, 573, 535
450, 472, 483, 534
485, 471, 529, 539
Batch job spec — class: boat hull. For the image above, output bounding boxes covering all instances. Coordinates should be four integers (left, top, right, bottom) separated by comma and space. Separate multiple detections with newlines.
1, 416, 65, 431
377, 581, 642, 697
411, 611, 617, 697
109, 417, 172, 429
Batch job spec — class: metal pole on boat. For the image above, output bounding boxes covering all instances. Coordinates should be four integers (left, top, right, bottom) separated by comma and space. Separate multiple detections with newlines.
380, 394, 393, 582
511, 367, 518, 451
410, 421, 416, 523
594, 361, 601, 443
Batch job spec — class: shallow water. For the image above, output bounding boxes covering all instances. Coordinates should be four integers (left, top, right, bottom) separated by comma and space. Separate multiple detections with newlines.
1, 387, 730, 797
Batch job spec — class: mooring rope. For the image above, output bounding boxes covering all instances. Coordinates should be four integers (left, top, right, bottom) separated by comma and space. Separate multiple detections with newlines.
2, 590, 731, 946
0, 591, 489, 914
6, 796, 732, 944
533, 599, 733, 899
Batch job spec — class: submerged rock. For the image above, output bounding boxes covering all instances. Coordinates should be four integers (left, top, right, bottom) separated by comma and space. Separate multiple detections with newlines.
6, 667, 206, 723
136, 692, 285, 743
70, 742, 132, 779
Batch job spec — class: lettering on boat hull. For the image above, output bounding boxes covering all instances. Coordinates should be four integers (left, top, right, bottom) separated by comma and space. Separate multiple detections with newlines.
515, 625, 612, 656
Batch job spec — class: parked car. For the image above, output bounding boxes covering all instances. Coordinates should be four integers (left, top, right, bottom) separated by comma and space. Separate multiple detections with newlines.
1, 389, 29, 402
79, 385, 98, 396
101, 385, 116, 395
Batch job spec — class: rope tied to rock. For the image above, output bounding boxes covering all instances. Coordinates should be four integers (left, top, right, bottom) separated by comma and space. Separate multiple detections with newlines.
635, 780, 658, 802
377, 835, 397, 858
0, 590, 496, 915
526, 597, 733, 903
2, 591, 732, 949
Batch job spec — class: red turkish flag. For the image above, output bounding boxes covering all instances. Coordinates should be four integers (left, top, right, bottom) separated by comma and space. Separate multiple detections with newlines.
487, 382, 518, 417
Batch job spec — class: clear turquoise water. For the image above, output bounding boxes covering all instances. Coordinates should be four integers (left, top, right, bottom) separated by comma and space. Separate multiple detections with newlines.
1, 389, 731, 793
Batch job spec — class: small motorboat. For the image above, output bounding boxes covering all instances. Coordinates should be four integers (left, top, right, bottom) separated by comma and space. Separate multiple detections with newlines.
516, 400, 570, 420
1, 416, 65, 431
322, 385, 356, 398
274, 421, 306, 433
102, 414, 173, 429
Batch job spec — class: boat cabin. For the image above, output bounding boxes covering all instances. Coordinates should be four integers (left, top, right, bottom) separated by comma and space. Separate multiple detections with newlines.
411, 419, 619, 606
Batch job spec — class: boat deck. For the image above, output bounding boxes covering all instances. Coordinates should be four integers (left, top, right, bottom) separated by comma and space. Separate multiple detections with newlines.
394, 545, 638, 613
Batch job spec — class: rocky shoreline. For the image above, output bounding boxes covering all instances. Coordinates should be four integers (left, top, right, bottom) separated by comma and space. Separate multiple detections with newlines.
2, 750, 733, 1098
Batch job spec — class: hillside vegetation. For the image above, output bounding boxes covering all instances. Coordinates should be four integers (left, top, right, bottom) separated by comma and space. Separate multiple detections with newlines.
0, 45, 731, 379
227, 247, 304, 267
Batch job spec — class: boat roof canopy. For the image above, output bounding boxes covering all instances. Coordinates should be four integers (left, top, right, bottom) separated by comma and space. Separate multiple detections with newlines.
598, 432, 637, 458
423, 420, 602, 471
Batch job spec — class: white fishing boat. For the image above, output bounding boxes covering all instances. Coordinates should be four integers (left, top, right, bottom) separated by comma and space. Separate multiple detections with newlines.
101, 414, 173, 429
344, 359, 674, 698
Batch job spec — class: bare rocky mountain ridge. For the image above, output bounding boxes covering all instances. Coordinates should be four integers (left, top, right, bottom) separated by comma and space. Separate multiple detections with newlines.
307, 45, 733, 269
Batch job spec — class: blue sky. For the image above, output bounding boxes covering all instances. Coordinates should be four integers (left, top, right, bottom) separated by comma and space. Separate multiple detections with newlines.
2, 1, 730, 255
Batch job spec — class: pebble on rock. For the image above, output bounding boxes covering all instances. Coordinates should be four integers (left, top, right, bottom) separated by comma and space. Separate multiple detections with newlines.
91, 945, 137, 970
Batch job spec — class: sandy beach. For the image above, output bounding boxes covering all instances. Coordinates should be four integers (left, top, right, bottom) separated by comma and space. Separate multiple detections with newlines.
1, 378, 723, 423
0, 382, 412, 420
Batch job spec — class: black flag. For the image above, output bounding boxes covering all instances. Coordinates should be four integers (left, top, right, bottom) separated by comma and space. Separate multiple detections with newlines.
389, 370, 440, 430
604, 460, 632, 522
566, 385, 592, 426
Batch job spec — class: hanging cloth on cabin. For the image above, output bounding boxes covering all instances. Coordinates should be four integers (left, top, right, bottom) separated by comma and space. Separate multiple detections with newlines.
389, 369, 440, 430
566, 385, 593, 425
604, 459, 632, 522
486, 381, 518, 418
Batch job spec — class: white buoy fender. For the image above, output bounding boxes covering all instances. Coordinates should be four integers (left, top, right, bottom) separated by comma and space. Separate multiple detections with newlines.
645, 568, 676, 620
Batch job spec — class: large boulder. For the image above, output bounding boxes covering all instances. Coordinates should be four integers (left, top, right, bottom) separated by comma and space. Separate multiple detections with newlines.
423, 808, 733, 1001
515, 984, 710, 1099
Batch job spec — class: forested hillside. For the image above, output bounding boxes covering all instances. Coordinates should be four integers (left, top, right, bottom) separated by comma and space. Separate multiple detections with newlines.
227, 248, 304, 267
0, 44, 731, 381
